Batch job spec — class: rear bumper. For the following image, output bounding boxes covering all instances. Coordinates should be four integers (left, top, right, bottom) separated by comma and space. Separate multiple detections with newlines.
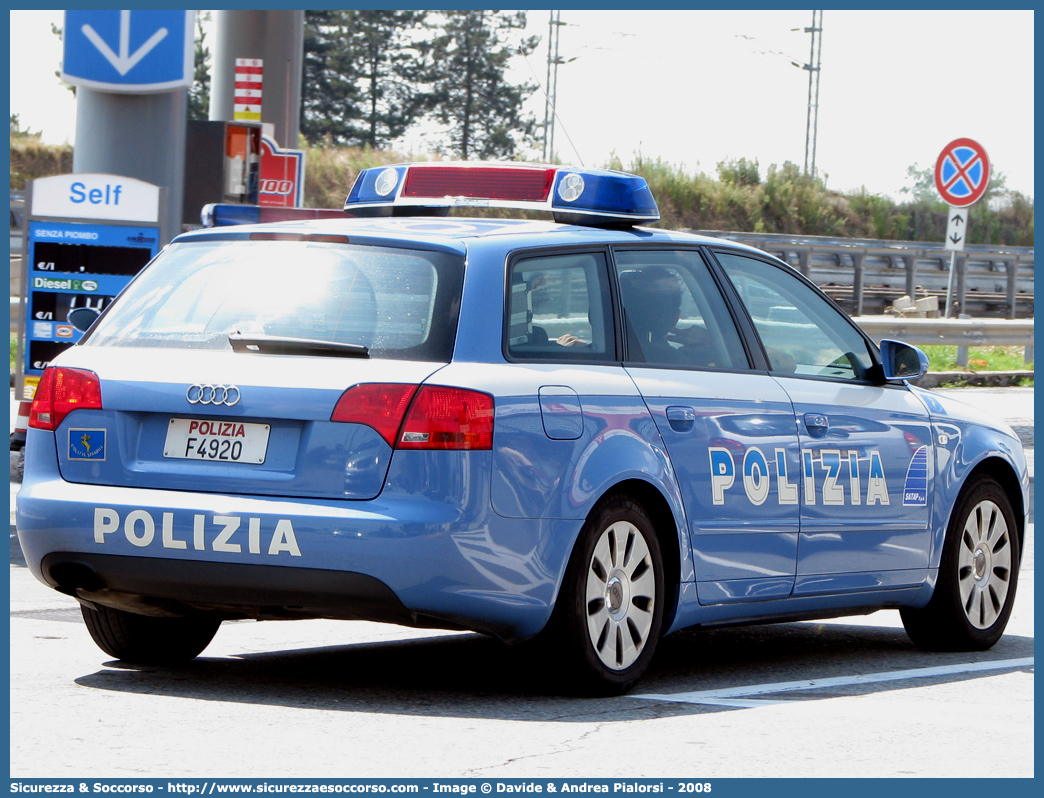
17, 429, 583, 641
40, 552, 425, 626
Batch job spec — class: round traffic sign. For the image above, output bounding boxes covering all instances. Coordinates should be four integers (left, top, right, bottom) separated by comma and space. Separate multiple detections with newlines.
934, 138, 990, 207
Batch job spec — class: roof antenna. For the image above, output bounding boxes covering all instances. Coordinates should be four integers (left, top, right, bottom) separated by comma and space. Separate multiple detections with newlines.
520, 12, 583, 167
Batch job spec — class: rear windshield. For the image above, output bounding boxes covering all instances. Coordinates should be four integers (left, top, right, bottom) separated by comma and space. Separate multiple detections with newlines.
83, 240, 464, 362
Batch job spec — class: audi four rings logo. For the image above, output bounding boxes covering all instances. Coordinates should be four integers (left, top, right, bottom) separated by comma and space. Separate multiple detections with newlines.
187, 384, 241, 406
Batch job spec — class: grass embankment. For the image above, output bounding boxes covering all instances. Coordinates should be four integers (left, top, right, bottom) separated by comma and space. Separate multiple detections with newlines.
11, 137, 1035, 246
920, 345, 1033, 386
297, 150, 1035, 246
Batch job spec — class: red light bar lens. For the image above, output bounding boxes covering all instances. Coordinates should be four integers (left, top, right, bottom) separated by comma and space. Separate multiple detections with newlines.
402, 166, 555, 202
29, 367, 103, 431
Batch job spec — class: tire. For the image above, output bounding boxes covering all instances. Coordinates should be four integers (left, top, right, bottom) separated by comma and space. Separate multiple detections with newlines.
546, 493, 665, 695
901, 475, 1020, 651
80, 603, 221, 664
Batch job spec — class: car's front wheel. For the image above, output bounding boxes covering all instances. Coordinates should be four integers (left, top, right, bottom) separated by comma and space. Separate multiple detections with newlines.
901, 475, 1020, 650
80, 603, 221, 664
547, 493, 665, 695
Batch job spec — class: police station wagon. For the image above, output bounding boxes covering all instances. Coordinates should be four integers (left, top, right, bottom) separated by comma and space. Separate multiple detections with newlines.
17, 162, 1027, 694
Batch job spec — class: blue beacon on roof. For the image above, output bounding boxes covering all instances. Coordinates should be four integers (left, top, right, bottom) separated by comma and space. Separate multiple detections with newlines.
343, 162, 660, 225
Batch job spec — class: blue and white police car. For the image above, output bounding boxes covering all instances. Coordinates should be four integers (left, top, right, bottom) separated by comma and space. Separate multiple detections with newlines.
17, 162, 1027, 694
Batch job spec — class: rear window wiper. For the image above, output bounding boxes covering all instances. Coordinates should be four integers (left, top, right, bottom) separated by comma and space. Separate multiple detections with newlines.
228, 332, 370, 358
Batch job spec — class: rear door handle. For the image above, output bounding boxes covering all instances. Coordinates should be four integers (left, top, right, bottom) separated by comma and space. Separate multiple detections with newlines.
666, 406, 696, 432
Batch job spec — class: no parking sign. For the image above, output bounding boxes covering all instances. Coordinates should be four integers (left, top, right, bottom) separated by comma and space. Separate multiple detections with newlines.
934, 138, 990, 207
935, 138, 990, 316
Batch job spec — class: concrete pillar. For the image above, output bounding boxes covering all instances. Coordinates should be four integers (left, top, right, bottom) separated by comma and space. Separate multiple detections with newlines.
904, 254, 919, 297
210, 10, 304, 148
72, 88, 185, 242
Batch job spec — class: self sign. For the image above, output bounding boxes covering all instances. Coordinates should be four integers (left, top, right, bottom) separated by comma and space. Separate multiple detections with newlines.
70, 182, 124, 207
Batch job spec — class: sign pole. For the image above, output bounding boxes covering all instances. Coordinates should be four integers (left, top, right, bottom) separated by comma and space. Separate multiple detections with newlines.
942, 205, 968, 319
943, 250, 956, 319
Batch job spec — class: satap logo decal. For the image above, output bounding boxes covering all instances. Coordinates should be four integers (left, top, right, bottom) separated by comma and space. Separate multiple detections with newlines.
903, 446, 929, 506
69, 429, 106, 461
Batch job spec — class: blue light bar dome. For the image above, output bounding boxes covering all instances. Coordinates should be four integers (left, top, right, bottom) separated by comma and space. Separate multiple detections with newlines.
343, 162, 659, 227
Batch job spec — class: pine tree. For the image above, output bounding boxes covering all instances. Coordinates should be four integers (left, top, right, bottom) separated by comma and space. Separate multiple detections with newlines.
301, 10, 427, 147
420, 10, 539, 160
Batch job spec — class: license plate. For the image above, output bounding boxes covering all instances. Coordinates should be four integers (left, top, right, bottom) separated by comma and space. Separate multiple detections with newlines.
163, 418, 270, 464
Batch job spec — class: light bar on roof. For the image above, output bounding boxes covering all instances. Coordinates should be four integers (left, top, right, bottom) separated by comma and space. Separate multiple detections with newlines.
343, 162, 660, 227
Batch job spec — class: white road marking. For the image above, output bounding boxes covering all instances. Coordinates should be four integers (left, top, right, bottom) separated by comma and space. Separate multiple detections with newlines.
632, 657, 1035, 707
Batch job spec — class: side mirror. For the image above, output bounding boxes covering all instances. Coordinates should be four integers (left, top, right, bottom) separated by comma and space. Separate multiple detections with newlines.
67, 306, 100, 333
880, 339, 929, 381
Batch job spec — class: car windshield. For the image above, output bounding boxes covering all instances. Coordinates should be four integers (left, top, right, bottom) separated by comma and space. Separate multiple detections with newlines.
83, 239, 465, 362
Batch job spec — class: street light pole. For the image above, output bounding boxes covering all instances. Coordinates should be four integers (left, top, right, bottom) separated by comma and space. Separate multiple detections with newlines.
803, 10, 823, 178
543, 10, 564, 163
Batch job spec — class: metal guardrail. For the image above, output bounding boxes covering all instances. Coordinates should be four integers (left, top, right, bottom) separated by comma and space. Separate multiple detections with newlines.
11, 204, 1033, 317
693, 229, 1035, 257
693, 230, 1034, 319
854, 316, 1034, 365
854, 316, 1033, 346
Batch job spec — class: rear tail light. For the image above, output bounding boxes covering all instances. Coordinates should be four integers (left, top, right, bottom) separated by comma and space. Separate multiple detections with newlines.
331, 384, 494, 450
399, 386, 494, 450
331, 384, 419, 447
29, 367, 103, 430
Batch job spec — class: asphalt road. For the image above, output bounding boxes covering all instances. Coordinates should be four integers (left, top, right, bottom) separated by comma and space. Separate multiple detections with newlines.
9, 387, 1035, 778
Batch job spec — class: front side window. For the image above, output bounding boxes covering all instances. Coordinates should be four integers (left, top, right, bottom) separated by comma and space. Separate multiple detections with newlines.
613, 249, 749, 370
715, 251, 876, 381
83, 240, 464, 362
506, 251, 614, 361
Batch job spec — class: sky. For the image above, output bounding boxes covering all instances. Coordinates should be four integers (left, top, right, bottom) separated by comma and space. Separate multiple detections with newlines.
9, 8, 1035, 201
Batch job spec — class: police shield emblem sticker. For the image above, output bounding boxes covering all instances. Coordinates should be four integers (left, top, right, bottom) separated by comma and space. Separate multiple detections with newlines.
69, 428, 106, 461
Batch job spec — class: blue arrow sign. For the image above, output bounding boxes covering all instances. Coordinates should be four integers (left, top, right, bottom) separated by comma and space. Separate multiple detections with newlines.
61, 10, 195, 93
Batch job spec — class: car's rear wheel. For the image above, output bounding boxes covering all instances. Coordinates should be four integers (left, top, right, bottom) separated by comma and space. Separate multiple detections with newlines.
901, 475, 1020, 650
80, 603, 221, 664
547, 493, 664, 695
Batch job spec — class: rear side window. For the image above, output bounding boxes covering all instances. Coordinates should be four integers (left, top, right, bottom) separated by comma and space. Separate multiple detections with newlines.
613, 249, 750, 370
506, 251, 615, 361
83, 240, 464, 362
